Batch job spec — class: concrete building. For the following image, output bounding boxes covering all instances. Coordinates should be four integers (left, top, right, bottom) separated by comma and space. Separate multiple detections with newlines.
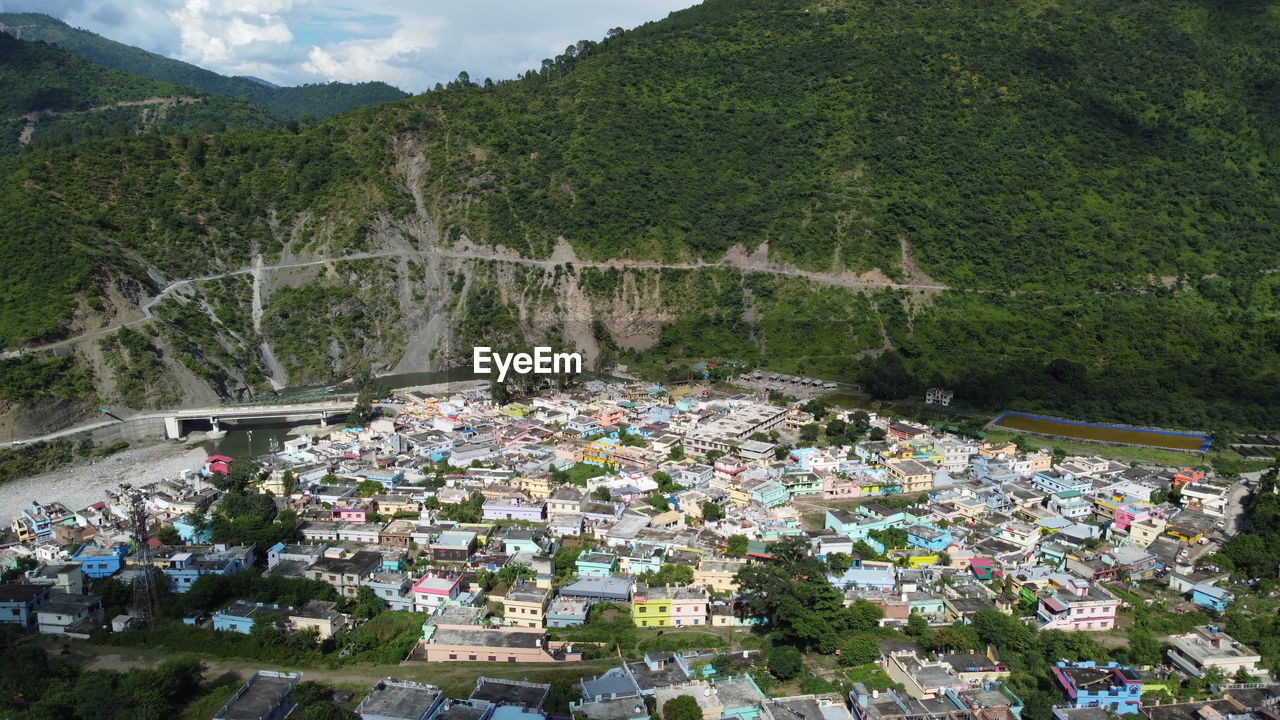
356, 678, 443, 720
1166, 626, 1262, 678
0, 584, 51, 632
1050, 662, 1142, 714
215, 671, 300, 720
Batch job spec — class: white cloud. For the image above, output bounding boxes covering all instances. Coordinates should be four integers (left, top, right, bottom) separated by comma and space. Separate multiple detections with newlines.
0, 0, 703, 91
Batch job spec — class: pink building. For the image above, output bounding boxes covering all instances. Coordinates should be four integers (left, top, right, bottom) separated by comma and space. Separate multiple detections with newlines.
593, 407, 626, 427
412, 572, 463, 613
823, 474, 861, 500
332, 506, 367, 523
1036, 578, 1119, 631
1114, 503, 1158, 533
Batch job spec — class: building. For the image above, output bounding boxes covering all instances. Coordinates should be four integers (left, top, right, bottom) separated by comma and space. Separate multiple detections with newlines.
356, 678, 443, 720
503, 587, 551, 629
483, 499, 546, 522
306, 551, 382, 598
1166, 626, 1262, 678
70, 543, 128, 579
213, 602, 291, 634
431, 531, 477, 563
0, 584, 52, 632
422, 625, 580, 663
290, 600, 347, 639
1035, 578, 1118, 631
1190, 583, 1232, 612
694, 559, 746, 593
1050, 662, 1142, 714
546, 596, 590, 628
215, 671, 300, 720
631, 585, 708, 628
36, 592, 104, 635
364, 572, 415, 612
560, 577, 632, 603
412, 573, 464, 613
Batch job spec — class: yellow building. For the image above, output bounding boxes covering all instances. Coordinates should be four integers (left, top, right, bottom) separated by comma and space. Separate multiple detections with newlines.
887, 459, 932, 494
503, 587, 551, 629
519, 475, 552, 499
694, 558, 746, 593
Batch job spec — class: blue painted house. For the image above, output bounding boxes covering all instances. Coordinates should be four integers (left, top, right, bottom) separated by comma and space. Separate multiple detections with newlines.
213, 601, 291, 634
905, 524, 953, 552
1051, 662, 1143, 714
172, 517, 213, 544
164, 545, 256, 593
1190, 582, 1232, 612
576, 551, 618, 577
70, 543, 128, 578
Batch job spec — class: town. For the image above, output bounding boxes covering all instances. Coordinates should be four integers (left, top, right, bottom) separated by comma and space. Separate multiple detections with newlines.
2, 376, 1277, 720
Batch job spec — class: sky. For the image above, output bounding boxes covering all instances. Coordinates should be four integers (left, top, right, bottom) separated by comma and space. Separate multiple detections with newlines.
0, 0, 703, 92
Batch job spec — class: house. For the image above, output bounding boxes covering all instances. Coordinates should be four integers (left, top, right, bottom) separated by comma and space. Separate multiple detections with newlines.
762, 695, 853, 720
483, 498, 546, 522
333, 506, 368, 523
1050, 662, 1143, 714
741, 478, 788, 508
1032, 470, 1090, 495
904, 525, 952, 552
305, 551, 382, 597
546, 596, 590, 628
576, 552, 618, 577
431, 531, 477, 563
694, 559, 746, 593
413, 572, 464, 613
290, 600, 346, 639
1190, 582, 1232, 612
887, 460, 932, 494
503, 587, 551, 629
164, 544, 257, 593
356, 678, 443, 720
560, 576, 632, 603
1036, 577, 1119, 631
631, 585, 708, 628
36, 592, 104, 636
468, 676, 551, 711
422, 625, 580, 663
363, 572, 415, 612
215, 671, 300, 720
1166, 626, 1262, 678
70, 543, 129, 579
0, 584, 52, 631
213, 601, 291, 634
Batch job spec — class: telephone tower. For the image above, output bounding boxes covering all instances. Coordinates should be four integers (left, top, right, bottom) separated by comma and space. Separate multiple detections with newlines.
123, 485, 160, 629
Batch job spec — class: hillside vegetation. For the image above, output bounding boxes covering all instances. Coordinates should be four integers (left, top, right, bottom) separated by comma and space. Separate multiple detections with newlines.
0, 13, 410, 118
1, 0, 1278, 431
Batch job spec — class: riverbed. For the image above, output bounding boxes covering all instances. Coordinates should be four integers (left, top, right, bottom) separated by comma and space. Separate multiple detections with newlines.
0, 440, 209, 519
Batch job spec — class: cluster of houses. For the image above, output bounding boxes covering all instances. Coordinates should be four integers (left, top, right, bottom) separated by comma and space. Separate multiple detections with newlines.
0, 378, 1271, 718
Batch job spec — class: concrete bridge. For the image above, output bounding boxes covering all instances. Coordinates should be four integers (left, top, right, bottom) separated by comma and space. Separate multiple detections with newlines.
162, 400, 357, 439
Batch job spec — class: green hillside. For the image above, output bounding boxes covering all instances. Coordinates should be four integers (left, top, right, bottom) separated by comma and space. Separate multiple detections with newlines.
0, 13, 410, 118
0, 32, 284, 155
1, 0, 1278, 430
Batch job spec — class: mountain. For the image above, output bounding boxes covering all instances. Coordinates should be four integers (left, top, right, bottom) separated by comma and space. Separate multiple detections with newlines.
0, 13, 410, 119
0, 32, 285, 155
1, 0, 1278, 435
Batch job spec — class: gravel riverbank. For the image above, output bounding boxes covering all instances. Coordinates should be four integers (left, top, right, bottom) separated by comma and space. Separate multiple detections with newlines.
0, 440, 209, 518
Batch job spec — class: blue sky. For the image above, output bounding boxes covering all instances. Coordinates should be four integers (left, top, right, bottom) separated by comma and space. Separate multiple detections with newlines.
0, 0, 703, 92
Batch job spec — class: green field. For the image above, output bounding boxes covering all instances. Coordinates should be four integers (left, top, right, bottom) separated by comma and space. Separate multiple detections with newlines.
992, 412, 1208, 451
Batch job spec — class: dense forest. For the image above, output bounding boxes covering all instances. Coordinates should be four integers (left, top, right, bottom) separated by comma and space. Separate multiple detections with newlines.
0, 13, 409, 118
1, 0, 1278, 430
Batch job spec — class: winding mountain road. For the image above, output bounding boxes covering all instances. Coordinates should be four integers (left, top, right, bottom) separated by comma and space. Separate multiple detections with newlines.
3, 245, 952, 358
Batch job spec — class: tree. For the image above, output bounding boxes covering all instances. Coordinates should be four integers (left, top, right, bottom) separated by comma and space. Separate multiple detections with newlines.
702, 501, 724, 522
726, 534, 749, 557
351, 586, 387, 620
357, 480, 383, 497
799, 424, 820, 444
868, 427, 887, 441
838, 634, 881, 666
648, 494, 670, 512
668, 445, 685, 461
156, 525, 181, 545
826, 552, 853, 574
663, 696, 702, 720
936, 551, 951, 567
905, 613, 929, 637
847, 599, 884, 630
280, 469, 298, 495
767, 645, 803, 679
800, 399, 829, 420
213, 458, 260, 493
592, 486, 613, 502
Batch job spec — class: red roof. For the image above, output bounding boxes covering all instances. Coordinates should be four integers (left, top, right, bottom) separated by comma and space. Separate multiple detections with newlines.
207, 455, 233, 463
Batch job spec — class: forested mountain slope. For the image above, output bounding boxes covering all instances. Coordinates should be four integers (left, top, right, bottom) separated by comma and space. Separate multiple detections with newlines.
1, 0, 1278, 433
0, 13, 410, 119
0, 33, 284, 155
